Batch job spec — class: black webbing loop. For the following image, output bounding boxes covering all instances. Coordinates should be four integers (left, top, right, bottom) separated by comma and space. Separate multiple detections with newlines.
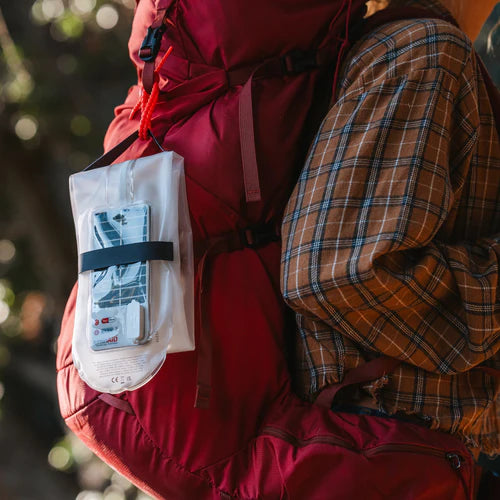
83, 129, 165, 172
79, 241, 174, 273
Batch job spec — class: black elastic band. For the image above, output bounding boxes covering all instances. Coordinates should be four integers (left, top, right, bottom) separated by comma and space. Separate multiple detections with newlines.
79, 241, 174, 273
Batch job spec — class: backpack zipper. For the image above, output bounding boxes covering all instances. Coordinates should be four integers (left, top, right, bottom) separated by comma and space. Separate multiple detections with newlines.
261, 426, 466, 470
260, 426, 473, 499
261, 426, 356, 451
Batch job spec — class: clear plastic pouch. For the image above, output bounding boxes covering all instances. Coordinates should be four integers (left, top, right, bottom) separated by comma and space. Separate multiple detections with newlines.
70, 150, 194, 393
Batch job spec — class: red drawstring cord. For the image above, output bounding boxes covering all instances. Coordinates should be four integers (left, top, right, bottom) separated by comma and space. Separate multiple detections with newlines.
130, 45, 173, 140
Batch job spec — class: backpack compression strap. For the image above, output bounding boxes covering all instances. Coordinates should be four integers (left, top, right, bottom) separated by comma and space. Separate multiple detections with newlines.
138, 0, 175, 95
314, 356, 401, 408
136, 0, 355, 204
193, 225, 280, 408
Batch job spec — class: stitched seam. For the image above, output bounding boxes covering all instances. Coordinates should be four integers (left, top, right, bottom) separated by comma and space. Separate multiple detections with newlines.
134, 419, 245, 499
195, 436, 260, 473
128, 400, 252, 499
64, 395, 101, 419
56, 361, 74, 373
69, 395, 213, 490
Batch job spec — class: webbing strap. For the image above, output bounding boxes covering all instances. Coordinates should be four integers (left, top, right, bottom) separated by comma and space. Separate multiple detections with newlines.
314, 357, 401, 408
315, 358, 500, 409
98, 394, 135, 415
237, 58, 287, 203
238, 51, 331, 204
140, 0, 175, 94
79, 241, 174, 273
193, 226, 280, 408
141, 8, 168, 94
82, 129, 165, 172
84, 130, 139, 171
239, 69, 262, 203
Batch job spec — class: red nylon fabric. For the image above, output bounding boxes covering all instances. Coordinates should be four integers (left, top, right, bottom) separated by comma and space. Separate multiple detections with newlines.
57, 1, 479, 498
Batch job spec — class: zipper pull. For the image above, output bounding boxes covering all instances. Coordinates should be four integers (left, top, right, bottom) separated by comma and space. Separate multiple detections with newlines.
446, 453, 462, 470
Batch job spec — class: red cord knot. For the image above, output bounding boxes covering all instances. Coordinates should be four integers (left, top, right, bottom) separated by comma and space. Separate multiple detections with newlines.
130, 45, 173, 141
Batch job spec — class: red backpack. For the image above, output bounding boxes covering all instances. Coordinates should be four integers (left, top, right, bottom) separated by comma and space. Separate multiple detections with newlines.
57, 1, 488, 498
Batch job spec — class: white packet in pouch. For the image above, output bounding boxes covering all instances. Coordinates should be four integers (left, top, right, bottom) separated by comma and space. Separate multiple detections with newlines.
70, 151, 194, 393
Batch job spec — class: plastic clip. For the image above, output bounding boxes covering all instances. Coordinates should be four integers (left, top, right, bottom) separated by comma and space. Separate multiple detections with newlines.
139, 24, 167, 62
241, 226, 279, 249
282, 50, 319, 74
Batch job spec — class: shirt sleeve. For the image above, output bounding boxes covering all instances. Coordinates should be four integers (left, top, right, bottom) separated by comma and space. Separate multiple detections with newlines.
281, 39, 500, 376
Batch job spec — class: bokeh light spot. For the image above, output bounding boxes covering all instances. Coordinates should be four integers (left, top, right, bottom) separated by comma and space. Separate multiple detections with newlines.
31, 1, 50, 25
110, 472, 133, 492
20, 292, 46, 341
57, 12, 85, 38
5, 74, 34, 103
96, 5, 119, 30
68, 432, 93, 464
71, 115, 92, 136
0, 382, 5, 401
48, 445, 72, 471
14, 115, 38, 141
79, 459, 113, 490
136, 493, 154, 500
103, 486, 125, 500
76, 491, 104, 500
0, 240, 16, 264
2, 286, 15, 308
71, 0, 97, 15
41, 0, 65, 21
0, 302, 10, 325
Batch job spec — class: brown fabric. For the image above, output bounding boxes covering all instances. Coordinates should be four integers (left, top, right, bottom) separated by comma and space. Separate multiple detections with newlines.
281, 0, 500, 455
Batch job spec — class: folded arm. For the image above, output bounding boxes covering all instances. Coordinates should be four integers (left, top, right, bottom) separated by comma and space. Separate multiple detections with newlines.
281, 32, 500, 375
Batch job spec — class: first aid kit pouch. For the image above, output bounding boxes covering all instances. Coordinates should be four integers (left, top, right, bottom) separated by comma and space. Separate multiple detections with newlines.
69, 150, 194, 393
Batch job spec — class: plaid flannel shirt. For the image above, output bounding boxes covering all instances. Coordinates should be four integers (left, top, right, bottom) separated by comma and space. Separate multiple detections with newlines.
281, 0, 500, 455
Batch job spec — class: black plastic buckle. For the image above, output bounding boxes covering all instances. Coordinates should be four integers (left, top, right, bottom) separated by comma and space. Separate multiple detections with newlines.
139, 24, 167, 62
241, 225, 279, 249
282, 50, 319, 74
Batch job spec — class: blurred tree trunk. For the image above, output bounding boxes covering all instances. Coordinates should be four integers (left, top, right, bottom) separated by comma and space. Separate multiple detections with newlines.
3, 129, 76, 315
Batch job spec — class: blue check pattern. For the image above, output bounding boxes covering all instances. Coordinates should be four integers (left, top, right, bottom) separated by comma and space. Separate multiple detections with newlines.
281, 0, 500, 455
